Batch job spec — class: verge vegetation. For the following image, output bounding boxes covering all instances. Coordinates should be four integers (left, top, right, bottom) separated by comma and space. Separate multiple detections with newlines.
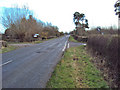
69, 36, 78, 42
87, 35, 119, 88
1, 45, 18, 53
47, 45, 108, 88
1, 38, 53, 53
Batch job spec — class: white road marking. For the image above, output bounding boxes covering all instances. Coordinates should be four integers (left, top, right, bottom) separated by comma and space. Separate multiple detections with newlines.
83, 44, 87, 45
0, 60, 13, 67
67, 43, 69, 48
62, 41, 67, 51
66, 35, 70, 37
62, 45, 66, 51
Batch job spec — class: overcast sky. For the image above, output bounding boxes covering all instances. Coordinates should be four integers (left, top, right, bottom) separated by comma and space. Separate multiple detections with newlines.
0, 0, 118, 33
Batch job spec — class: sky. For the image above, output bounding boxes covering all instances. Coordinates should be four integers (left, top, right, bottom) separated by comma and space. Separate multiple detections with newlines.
0, 0, 118, 33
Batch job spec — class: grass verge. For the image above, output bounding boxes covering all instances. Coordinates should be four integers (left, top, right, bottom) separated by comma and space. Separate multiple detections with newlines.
69, 36, 78, 42
8, 40, 43, 44
33, 40, 43, 44
1, 37, 57, 53
1, 45, 18, 53
46, 45, 108, 88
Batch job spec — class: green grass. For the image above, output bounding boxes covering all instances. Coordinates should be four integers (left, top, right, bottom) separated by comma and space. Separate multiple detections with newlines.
1, 40, 42, 54
7, 38, 57, 44
46, 45, 109, 88
33, 40, 43, 44
8, 42, 30, 44
1, 45, 18, 53
8, 40, 43, 44
69, 36, 78, 42
1, 37, 57, 53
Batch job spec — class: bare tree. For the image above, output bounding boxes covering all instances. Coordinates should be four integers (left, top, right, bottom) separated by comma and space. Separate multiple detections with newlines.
2, 5, 34, 42
2, 5, 33, 29
2, 5, 61, 42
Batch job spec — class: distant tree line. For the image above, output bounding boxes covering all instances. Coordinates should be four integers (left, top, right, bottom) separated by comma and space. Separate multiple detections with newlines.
2, 5, 64, 42
70, 27, 118, 36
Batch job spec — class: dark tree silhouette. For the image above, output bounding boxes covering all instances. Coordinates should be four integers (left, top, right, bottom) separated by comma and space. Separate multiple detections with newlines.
73, 12, 89, 28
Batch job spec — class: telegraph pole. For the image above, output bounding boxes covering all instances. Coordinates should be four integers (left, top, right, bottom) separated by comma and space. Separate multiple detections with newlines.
114, 0, 120, 88
118, 13, 120, 31
114, 0, 120, 30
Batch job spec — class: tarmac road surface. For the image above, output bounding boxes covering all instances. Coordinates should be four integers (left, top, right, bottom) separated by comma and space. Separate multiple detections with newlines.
1, 35, 86, 88
2, 35, 69, 88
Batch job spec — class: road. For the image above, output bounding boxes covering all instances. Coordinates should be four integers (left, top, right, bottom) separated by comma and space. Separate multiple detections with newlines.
2, 35, 70, 88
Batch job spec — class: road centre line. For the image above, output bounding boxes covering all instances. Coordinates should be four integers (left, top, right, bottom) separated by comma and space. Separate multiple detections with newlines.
0, 60, 13, 67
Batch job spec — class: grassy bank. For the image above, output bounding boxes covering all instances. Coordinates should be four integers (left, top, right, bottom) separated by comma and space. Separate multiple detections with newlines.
1, 46, 18, 53
47, 45, 108, 88
1, 37, 58, 53
8, 40, 43, 44
69, 36, 78, 42
1, 40, 43, 54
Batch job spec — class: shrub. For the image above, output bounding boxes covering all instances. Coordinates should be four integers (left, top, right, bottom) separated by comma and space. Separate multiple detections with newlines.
0, 40, 8, 47
72, 35, 88, 42
77, 36, 88, 42
87, 28, 118, 35
87, 35, 119, 87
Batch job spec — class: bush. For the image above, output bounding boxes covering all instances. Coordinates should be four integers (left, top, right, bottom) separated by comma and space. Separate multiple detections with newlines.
87, 28, 118, 35
0, 40, 8, 47
87, 35, 119, 87
72, 35, 88, 42
77, 36, 88, 42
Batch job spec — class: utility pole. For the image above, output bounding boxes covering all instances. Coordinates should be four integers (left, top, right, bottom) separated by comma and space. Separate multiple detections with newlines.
118, 13, 120, 30
118, 14, 120, 30
114, 0, 120, 30
114, 0, 120, 88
